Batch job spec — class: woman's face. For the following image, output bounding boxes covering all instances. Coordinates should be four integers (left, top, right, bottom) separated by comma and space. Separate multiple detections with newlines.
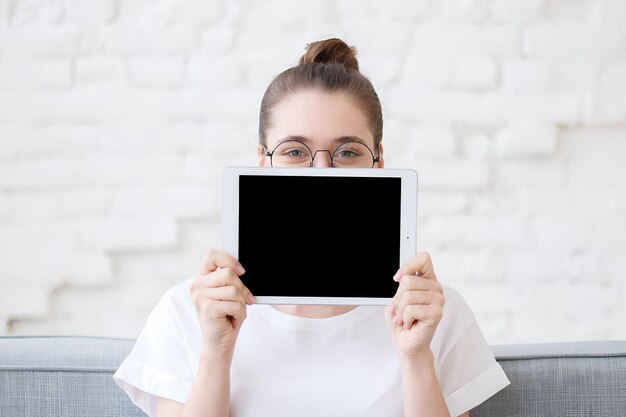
258, 89, 384, 168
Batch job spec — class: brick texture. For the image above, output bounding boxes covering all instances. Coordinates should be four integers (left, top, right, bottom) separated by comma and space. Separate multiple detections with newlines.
0, 0, 625, 345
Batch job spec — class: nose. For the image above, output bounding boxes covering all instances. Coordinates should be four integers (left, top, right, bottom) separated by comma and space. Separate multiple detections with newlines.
311, 150, 333, 168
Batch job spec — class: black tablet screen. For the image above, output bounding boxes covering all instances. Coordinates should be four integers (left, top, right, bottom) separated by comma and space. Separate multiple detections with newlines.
238, 175, 401, 299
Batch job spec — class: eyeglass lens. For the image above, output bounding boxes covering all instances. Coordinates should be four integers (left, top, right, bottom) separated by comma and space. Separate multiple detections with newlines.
270, 140, 376, 168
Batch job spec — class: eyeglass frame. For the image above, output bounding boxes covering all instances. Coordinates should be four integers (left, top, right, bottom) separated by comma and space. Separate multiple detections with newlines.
263, 139, 382, 168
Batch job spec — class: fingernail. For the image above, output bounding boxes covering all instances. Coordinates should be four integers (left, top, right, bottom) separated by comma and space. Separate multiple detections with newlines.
393, 269, 402, 282
392, 316, 398, 326
236, 263, 246, 275
247, 293, 256, 304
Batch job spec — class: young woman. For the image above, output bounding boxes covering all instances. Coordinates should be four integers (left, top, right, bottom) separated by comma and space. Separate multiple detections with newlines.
113, 38, 510, 417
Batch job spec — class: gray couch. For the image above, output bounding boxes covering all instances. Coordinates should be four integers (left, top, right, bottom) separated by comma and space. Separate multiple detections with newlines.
1, 336, 625, 416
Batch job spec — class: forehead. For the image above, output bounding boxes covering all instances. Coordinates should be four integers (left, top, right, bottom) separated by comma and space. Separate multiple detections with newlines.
266, 89, 374, 148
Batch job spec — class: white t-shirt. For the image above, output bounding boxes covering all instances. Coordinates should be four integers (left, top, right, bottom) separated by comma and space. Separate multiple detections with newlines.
113, 278, 509, 417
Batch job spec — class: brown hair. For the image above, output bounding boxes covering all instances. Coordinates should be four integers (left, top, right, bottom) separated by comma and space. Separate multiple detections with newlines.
258, 38, 383, 149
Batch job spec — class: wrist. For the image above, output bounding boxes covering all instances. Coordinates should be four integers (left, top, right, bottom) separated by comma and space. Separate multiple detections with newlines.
399, 348, 435, 371
200, 345, 234, 368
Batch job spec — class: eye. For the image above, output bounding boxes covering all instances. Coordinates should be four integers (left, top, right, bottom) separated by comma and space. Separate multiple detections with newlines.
335, 149, 359, 158
284, 148, 308, 158
331, 141, 374, 167
334, 144, 364, 159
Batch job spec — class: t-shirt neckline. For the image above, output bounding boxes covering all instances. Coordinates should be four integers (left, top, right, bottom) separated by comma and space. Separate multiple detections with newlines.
252, 304, 379, 329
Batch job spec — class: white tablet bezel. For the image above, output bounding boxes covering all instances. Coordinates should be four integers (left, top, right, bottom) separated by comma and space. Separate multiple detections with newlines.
221, 167, 417, 305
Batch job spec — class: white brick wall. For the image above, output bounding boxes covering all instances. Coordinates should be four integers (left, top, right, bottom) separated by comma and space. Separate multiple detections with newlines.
0, 58, 73, 90
1, 0, 625, 345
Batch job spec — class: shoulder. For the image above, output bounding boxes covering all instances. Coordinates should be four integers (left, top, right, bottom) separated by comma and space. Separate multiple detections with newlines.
431, 281, 478, 353
158, 277, 194, 308
163, 277, 194, 305
440, 282, 475, 323
145, 277, 197, 330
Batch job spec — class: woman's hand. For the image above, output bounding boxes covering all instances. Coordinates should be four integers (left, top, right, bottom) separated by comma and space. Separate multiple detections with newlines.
190, 249, 255, 359
386, 252, 445, 363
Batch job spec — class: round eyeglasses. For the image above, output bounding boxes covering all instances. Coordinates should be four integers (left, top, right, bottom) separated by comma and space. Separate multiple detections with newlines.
264, 140, 381, 168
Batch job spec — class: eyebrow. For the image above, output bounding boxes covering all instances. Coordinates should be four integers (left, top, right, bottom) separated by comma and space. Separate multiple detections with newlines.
276, 135, 371, 146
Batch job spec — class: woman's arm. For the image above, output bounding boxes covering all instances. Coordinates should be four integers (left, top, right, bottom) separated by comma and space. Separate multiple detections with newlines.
157, 349, 232, 417
183, 350, 232, 417
163, 353, 232, 417
387, 252, 454, 417
157, 344, 232, 417
401, 351, 472, 417
400, 349, 451, 417
156, 249, 254, 417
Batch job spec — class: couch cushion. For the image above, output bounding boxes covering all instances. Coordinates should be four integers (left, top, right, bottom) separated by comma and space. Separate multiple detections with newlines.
471, 341, 626, 417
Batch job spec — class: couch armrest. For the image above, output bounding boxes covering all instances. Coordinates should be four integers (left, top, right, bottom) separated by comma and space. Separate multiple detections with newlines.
0, 335, 146, 417
471, 341, 626, 417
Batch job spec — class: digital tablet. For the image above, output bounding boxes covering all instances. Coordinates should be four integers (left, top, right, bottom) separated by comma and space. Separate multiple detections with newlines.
221, 167, 417, 305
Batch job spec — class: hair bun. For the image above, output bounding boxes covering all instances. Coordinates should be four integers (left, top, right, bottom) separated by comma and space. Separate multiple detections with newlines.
299, 38, 359, 71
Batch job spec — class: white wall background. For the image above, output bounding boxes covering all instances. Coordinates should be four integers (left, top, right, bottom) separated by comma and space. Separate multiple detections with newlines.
0, 0, 625, 345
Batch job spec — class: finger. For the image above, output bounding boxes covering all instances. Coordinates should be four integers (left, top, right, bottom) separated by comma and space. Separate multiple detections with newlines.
192, 269, 255, 303
199, 299, 247, 322
394, 290, 444, 327
401, 304, 442, 330
398, 252, 436, 281
215, 300, 247, 322
391, 276, 441, 307
194, 286, 248, 306
201, 268, 242, 288
198, 248, 245, 276
397, 275, 442, 294
396, 290, 438, 317
196, 294, 240, 316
